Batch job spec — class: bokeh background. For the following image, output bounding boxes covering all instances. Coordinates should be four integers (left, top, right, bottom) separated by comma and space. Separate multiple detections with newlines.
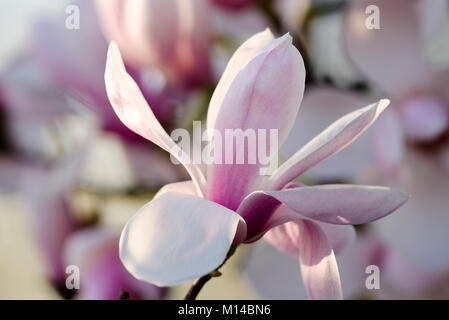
1, 0, 449, 300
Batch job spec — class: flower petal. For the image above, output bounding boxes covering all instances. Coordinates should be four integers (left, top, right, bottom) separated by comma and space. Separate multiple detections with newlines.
104, 42, 205, 195
119, 192, 246, 286
316, 222, 356, 255
207, 28, 274, 132
264, 216, 355, 257
344, 0, 432, 96
267, 99, 390, 190
239, 183, 408, 240
295, 220, 343, 300
263, 223, 299, 257
207, 33, 305, 210
266, 184, 409, 225
154, 180, 198, 198
281, 87, 373, 182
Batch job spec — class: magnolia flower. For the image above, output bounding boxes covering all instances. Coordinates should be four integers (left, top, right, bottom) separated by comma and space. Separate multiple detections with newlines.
345, 0, 449, 156
95, 0, 212, 87
105, 29, 408, 299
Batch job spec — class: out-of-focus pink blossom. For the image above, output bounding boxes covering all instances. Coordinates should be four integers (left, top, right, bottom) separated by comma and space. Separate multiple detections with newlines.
64, 228, 164, 300
344, 0, 449, 145
32, 0, 185, 138
20, 155, 85, 286
104, 29, 408, 299
95, 0, 212, 87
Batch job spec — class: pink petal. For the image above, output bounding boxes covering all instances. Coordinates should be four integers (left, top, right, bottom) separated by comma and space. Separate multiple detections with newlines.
267, 99, 390, 190
207, 29, 274, 132
104, 42, 206, 195
264, 212, 356, 256
315, 222, 356, 255
263, 222, 299, 257
238, 183, 408, 240
206, 33, 305, 210
281, 87, 373, 182
344, 0, 432, 96
295, 220, 343, 300
266, 184, 409, 225
119, 192, 246, 286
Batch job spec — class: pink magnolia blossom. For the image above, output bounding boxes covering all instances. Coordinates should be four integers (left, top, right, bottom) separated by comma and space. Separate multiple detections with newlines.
95, 0, 212, 87
105, 29, 408, 299
344, 0, 449, 154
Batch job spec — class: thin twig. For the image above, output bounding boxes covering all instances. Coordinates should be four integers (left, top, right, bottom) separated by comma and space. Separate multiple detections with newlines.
183, 245, 237, 300
183, 274, 213, 300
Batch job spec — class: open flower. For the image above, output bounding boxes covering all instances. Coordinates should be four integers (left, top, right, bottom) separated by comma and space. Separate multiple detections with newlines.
105, 29, 408, 299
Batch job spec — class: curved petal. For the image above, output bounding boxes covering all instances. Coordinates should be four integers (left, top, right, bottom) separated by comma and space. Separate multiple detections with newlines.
263, 223, 299, 257
267, 99, 390, 190
264, 216, 355, 257
207, 28, 274, 132
104, 42, 205, 195
344, 0, 432, 96
295, 220, 343, 300
266, 184, 409, 225
119, 192, 246, 286
239, 184, 408, 239
281, 87, 373, 182
207, 33, 305, 210
316, 222, 356, 255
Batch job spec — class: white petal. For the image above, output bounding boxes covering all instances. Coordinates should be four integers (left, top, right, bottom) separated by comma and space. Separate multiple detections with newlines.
119, 192, 246, 286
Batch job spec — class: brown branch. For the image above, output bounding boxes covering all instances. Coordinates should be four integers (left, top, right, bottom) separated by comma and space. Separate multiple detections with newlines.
183, 274, 213, 300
